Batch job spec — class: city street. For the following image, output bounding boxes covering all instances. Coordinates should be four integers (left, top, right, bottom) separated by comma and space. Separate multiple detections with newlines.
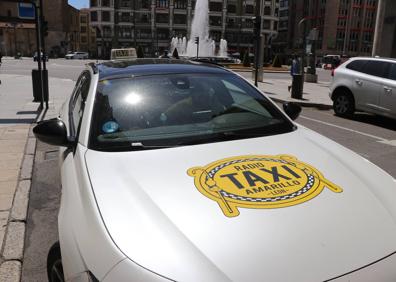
1, 58, 396, 281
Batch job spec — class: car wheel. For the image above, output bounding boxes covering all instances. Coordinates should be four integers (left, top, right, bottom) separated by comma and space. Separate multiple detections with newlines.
47, 242, 65, 282
333, 91, 355, 117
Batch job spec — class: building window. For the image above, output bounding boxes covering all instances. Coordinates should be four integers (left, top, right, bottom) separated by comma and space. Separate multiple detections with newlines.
81, 15, 87, 24
227, 4, 236, 13
264, 6, 271, 15
7, 10, 12, 17
140, 0, 150, 9
209, 16, 222, 26
245, 5, 254, 14
280, 10, 288, 17
243, 18, 253, 28
156, 0, 169, 8
226, 17, 236, 28
174, 0, 187, 9
90, 0, 97, 7
119, 27, 132, 38
81, 26, 87, 33
137, 29, 151, 39
263, 20, 271, 29
81, 36, 87, 43
157, 28, 169, 39
209, 2, 222, 12
174, 14, 187, 25
103, 26, 112, 37
173, 29, 187, 37
90, 11, 98, 21
102, 11, 110, 22
136, 13, 150, 23
120, 12, 130, 22
156, 13, 169, 24
120, 0, 131, 7
102, 0, 110, 7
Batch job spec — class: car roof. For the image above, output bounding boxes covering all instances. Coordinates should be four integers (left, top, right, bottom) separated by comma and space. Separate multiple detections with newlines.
95, 58, 230, 80
349, 56, 396, 63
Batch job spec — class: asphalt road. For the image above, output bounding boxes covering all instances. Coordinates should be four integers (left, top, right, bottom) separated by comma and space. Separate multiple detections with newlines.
15, 59, 396, 281
1, 57, 94, 81
1, 57, 332, 82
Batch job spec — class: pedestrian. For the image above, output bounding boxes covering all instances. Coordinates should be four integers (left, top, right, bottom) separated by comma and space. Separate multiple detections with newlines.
288, 55, 300, 92
0, 50, 2, 64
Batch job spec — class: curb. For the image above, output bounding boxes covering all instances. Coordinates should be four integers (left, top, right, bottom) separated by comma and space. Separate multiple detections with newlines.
0, 124, 37, 282
229, 68, 289, 73
269, 96, 333, 110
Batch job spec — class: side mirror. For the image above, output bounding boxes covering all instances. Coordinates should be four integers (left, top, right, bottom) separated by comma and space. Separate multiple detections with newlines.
283, 102, 301, 120
33, 118, 73, 147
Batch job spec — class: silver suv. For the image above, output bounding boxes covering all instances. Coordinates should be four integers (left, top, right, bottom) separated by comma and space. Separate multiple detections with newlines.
330, 57, 396, 119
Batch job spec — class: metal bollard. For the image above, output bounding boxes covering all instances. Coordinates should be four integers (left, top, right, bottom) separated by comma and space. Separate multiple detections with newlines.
291, 74, 304, 99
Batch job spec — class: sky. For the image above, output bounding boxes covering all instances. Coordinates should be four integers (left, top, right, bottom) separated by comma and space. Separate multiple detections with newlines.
69, 0, 89, 9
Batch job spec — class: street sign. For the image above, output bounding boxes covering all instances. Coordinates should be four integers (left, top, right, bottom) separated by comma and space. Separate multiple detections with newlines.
18, 3, 35, 19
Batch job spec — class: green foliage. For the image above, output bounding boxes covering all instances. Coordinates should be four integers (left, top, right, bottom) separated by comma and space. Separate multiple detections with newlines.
137, 46, 144, 58
243, 51, 250, 67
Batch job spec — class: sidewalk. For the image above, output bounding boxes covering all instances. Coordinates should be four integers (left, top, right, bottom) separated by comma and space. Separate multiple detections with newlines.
0, 73, 74, 281
257, 78, 333, 109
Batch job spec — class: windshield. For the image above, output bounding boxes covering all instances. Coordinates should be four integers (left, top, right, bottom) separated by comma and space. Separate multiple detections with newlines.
89, 73, 295, 151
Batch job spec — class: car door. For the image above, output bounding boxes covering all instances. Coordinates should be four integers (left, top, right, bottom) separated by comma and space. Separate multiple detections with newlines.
343, 59, 368, 109
379, 62, 396, 118
357, 60, 390, 113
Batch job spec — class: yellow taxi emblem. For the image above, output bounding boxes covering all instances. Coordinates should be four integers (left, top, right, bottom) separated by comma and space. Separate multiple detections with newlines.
187, 155, 342, 217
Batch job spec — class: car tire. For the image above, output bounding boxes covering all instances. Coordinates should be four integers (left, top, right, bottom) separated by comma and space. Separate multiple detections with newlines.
47, 242, 65, 282
333, 90, 355, 117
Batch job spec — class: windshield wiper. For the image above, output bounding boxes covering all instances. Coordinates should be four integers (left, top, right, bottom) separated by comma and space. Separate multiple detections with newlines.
94, 142, 178, 152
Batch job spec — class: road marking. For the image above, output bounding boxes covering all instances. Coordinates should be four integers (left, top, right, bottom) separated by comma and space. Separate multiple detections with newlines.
300, 115, 396, 146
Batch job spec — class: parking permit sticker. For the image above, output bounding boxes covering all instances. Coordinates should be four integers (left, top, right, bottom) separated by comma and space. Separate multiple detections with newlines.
102, 121, 119, 133
188, 155, 343, 217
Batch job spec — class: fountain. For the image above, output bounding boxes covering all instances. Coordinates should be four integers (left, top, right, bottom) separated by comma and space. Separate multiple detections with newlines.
169, 0, 227, 58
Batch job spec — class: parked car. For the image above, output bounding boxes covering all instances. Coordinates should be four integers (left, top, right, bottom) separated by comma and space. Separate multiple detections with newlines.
34, 59, 396, 282
330, 57, 396, 119
65, 51, 89, 59
33, 51, 48, 62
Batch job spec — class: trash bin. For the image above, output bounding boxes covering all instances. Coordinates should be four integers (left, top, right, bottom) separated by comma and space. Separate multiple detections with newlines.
291, 74, 304, 99
32, 69, 49, 103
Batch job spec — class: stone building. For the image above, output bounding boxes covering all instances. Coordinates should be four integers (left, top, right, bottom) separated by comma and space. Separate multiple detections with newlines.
273, 0, 378, 57
43, 0, 80, 57
0, 2, 36, 56
80, 8, 97, 56
89, 0, 280, 58
373, 0, 396, 57
0, 0, 82, 58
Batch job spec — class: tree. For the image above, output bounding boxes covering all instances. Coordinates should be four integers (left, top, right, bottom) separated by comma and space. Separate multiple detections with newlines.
137, 46, 144, 58
243, 51, 251, 67
172, 48, 180, 59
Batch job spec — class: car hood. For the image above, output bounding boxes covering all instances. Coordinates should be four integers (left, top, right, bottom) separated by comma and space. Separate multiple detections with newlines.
85, 127, 396, 282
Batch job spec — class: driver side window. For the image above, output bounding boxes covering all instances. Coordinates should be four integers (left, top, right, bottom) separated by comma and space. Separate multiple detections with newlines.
69, 72, 91, 138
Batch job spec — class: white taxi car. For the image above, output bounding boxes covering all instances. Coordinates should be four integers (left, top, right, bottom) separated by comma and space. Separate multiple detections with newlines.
34, 59, 396, 282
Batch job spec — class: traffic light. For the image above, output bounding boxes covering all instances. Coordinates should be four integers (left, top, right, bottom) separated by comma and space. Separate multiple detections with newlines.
253, 16, 261, 36
194, 37, 199, 44
41, 18, 48, 37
